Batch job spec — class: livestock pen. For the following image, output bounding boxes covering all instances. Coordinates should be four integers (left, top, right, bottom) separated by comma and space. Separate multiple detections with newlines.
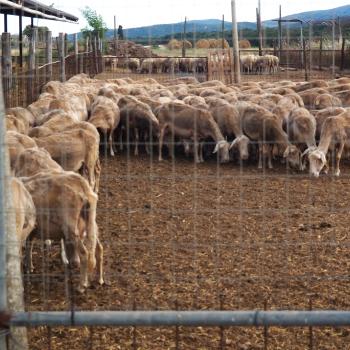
3, 24, 350, 350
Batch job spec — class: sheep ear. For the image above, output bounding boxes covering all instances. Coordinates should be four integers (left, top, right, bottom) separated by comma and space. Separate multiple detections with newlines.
229, 138, 238, 150
213, 143, 219, 154
283, 147, 289, 158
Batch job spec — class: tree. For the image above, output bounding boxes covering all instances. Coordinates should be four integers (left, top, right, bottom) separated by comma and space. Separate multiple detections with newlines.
80, 6, 108, 40
23, 25, 49, 42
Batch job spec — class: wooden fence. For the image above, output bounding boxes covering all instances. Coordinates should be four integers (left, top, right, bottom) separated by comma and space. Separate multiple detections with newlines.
1, 29, 103, 109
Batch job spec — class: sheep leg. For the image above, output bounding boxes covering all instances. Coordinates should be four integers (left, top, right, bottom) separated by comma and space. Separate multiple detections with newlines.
267, 144, 273, 169
109, 131, 115, 157
96, 237, 104, 285
144, 130, 150, 155
258, 142, 263, 169
119, 128, 124, 151
158, 126, 166, 161
194, 139, 200, 163
134, 128, 139, 156
335, 142, 344, 176
199, 142, 204, 163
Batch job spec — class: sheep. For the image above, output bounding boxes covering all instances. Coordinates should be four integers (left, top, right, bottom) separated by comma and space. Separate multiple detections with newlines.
89, 95, 120, 156
22, 171, 104, 293
32, 128, 100, 192
236, 102, 301, 169
156, 102, 230, 163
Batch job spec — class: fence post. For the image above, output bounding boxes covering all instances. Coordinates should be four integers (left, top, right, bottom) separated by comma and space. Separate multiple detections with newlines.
319, 34, 323, 71
58, 33, 66, 82
74, 33, 79, 74
0, 64, 28, 349
303, 38, 309, 81
28, 28, 37, 105
231, 0, 241, 83
2, 32, 12, 108
45, 31, 52, 81
94, 36, 98, 75
64, 33, 69, 56
340, 37, 345, 72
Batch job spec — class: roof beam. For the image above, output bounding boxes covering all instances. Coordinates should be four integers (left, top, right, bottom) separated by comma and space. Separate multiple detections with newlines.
0, 0, 78, 23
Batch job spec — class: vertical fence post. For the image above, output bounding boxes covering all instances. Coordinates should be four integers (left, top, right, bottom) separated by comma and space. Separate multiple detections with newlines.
0, 62, 28, 349
332, 20, 336, 78
58, 33, 66, 82
2, 32, 12, 108
309, 22, 312, 79
28, 28, 37, 105
94, 36, 98, 75
182, 17, 187, 58
303, 39, 309, 81
74, 33, 79, 75
0, 66, 8, 349
340, 37, 346, 72
64, 33, 69, 56
231, 0, 241, 83
319, 34, 323, 71
45, 31, 52, 82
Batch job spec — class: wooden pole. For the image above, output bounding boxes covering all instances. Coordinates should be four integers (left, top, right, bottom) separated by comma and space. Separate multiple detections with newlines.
64, 33, 69, 56
85, 36, 89, 53
278, 5, 282, 59
257, 7, 262, 56
45, 31, 52, 80
222, 14, 225, 49
231, 0, 241, 83
300, 22, 304, 69
19, 11, 23, 68
114, 15, 117, 55
182, 17, 187, 58
74, 33, 79, 74
309, 22, 312, 76
4, 14, 8, 32
340, 37, 346, 71
319, 33, 323, 71
94, 36, 98, 75
2, 32, 12, 108
58, 33, 66, 82
0, 70, 28, 349
28, 28, 37, 104
258, 0, 263, 55
332, 20, 336, 78
303, 38, 308, 81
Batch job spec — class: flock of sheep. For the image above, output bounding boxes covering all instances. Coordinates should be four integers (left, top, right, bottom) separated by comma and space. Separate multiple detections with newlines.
105, 54, 279, 75
106, 57, 208, 74
240, 54, 280, 74
6, 71, 350, 293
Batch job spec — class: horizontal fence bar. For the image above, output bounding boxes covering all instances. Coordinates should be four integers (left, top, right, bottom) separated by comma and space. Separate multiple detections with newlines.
10, 311, 350, 328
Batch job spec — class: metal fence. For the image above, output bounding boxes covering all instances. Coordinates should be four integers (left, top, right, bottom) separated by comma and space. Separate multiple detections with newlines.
3, 29, 350, 350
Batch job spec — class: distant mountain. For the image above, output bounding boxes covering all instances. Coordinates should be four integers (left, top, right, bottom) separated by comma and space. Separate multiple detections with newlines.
69, 4, 350, 41
265, 4, 350, 27
105, 19, 257, 40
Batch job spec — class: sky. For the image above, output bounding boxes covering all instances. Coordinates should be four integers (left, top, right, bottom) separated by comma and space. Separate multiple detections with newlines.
2, 0, 350, 36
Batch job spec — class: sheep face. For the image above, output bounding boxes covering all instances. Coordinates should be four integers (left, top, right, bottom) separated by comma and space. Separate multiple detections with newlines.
308, 150, 327, 177
283, 145, 301, 170
213, 141, 230, 163
230, 135, 250, 160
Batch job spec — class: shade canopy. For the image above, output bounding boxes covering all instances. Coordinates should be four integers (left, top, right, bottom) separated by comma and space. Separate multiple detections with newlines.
0, 0, 79, 23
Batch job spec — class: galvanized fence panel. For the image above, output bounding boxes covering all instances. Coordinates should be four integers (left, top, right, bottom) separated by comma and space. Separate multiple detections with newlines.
3, 31, 350, 350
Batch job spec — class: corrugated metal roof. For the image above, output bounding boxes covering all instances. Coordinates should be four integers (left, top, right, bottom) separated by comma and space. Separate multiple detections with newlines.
0, 0, 79, 22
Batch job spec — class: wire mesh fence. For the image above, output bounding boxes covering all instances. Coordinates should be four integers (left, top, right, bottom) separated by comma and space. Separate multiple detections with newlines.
2, 2, 350, 348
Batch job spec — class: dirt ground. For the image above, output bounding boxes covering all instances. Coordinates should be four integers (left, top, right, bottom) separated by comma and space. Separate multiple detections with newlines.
25, 148, 350, 349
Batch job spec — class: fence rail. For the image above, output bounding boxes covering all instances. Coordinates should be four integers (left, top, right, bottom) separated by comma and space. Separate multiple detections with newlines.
10, 310, 350, 327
